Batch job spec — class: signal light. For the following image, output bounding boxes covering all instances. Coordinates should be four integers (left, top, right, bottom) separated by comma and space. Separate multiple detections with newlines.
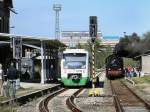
89, 16, 97, 43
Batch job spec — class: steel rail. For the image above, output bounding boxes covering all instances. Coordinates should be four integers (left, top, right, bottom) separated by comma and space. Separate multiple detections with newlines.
0, 85, 61, 106
39, 88, 67, 112
121, 81, 150, 110
110, 80, 124, 112
66, 88, 83, 112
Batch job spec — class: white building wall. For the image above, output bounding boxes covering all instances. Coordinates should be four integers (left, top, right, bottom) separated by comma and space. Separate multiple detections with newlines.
60, 31, 103, 47
142, 55, 150, 75
60, 31, 119, 48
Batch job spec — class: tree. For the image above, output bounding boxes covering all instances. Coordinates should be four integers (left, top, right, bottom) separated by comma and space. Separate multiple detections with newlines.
115, 32, 141, 58
143, 31, 150, 40
76, 38, 106, 69
96, 45, 113, 68
143, 31, 150, 51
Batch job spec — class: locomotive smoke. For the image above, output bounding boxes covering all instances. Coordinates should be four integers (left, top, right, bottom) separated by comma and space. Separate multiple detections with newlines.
115, 33, 150, 58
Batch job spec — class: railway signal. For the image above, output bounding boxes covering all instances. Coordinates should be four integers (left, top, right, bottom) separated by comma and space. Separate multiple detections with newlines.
89, 16, 97, 43
89, 16, 99, 96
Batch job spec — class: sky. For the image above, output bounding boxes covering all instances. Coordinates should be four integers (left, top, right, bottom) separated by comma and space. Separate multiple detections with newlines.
10, 0, 150, 38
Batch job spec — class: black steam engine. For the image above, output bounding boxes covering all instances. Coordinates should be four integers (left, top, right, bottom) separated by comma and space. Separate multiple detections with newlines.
105, 54, 124, 79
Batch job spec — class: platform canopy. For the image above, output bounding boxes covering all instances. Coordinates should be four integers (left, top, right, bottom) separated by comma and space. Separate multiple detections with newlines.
0, 33, 66, 48
0, 33, 66, 84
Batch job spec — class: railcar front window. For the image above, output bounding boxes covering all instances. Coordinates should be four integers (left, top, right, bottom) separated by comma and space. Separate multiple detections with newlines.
63, 53, 86, 69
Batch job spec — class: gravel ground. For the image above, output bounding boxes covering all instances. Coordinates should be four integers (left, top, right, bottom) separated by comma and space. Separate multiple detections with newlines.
123, 107, 149, 112
104, 79, 112, 96
75, 73, 116, 112
16, 76, 150, 112
17, 96, 44, 112
75, 96, 115, 112
122, 79, 150, 102
16, 84, 59, 112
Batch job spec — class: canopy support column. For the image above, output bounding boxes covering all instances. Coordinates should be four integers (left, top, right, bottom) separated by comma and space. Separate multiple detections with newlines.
41, 40, 46, 84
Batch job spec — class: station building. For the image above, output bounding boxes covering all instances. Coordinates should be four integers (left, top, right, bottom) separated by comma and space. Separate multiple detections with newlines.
141, 54, 150, 75
60, 31, 119, 48
134, 51, 150, 76
60, 31, 103, 47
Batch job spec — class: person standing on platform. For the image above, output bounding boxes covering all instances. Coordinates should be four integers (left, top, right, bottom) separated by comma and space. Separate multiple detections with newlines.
7, 63, 18, 98
98, 72, 106, 95
0, 63, 4, 96
128, 66, 132, 78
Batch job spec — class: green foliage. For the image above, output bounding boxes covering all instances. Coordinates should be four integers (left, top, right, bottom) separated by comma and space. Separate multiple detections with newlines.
143, 31, 150, 40
123, 58, 139, 67
76, 39, 112, 69
132, 76, 150, 84
96, 45, 112, 68
0, 103, 17, 112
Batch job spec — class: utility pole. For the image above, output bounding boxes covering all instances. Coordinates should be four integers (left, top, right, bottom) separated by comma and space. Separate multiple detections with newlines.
53, 4, 61, 40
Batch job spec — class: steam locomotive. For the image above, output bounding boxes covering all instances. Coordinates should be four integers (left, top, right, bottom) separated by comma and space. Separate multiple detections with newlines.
105, 54, 124, 79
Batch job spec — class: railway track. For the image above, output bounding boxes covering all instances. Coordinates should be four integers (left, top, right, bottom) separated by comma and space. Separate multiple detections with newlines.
110, 80, 124, 112
0, 85, 61, 106
39, 88, 83, 112
110, 80, 150, 112
39, 88, 67, 112
66, 88, 83, 112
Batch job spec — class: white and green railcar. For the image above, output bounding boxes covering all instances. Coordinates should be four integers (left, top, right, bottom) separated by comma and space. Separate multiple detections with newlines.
61, 49, 90, 86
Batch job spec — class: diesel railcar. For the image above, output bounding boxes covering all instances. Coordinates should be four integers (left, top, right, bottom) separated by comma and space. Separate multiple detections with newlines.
60, 49, 90, 86
105, 54, 124, 79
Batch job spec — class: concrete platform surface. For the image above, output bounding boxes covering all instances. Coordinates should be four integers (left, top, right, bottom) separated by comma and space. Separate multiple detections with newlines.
0, 82, 60, 103
20, 82, 59, 89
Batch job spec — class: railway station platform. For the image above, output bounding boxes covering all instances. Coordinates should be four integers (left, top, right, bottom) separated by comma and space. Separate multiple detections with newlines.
0, 82, 60, 105
16, 82, 59, 96
20, 82, 58, 90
